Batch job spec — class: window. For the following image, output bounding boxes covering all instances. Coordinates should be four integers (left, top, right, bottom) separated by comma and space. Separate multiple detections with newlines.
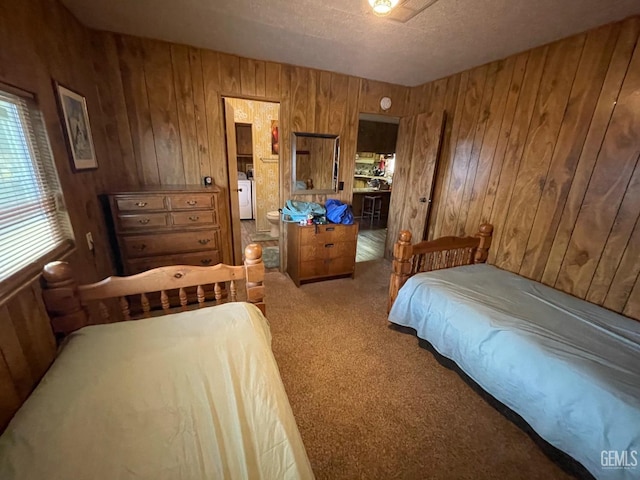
0, 84, 74, 289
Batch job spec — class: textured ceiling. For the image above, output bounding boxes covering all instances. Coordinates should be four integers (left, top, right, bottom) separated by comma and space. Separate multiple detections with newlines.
61, 0, 640, 86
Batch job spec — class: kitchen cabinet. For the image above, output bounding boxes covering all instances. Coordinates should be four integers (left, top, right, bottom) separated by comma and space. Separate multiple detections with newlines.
356, 120, 398, 154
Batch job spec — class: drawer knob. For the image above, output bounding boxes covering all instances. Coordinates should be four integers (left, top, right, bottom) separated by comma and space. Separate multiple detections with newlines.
198, 239, 211, 245
174, 273, 183, 279
189, 216, 200, 221
326, 227, 335, 231
133, 244, 147, 251
325, 243, 335, 248
135, 202, 147, 207
138, 218, 150, 224
200, 259, 212, 265
187, 200, 198, 206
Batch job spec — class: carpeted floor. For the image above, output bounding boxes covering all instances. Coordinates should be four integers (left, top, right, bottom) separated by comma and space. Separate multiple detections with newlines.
262, 246, 280, 269
264, 259, 572, 480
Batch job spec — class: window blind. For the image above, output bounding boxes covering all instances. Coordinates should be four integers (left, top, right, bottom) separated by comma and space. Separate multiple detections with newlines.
0, 87, 74, 282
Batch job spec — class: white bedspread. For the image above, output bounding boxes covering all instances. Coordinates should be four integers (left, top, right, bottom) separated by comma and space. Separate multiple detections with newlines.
0, 302, 314, 480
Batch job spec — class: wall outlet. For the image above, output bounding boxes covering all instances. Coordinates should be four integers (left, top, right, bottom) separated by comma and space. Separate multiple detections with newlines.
86, 232, 94, 252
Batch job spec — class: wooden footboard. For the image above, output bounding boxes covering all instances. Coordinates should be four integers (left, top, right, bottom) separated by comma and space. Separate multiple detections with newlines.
388, 224, 493, 312
41, 243, 266, 338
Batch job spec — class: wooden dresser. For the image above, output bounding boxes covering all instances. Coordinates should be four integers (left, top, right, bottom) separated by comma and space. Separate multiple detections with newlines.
108, 186, 224, 274
287, 223, 358, 286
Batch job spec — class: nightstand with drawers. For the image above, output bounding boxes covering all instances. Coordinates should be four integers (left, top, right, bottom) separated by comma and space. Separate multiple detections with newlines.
108, 186, 224, 275
287, 222, 358, 286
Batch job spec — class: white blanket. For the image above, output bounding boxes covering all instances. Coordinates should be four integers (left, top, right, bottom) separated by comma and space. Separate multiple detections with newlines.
0, 303, 314, 480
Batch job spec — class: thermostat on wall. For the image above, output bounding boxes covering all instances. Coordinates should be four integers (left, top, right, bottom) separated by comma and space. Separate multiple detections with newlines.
380, 96, 392, 111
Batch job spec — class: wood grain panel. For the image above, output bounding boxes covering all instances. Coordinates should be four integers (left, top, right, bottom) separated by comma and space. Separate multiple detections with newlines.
497, 35, 585, 272
542, 17, 640, 286
520, 24, 621, 280
623, 274, 640, 318
240, 57, 257, 97
455, 61, 499, 236
0, 305, 33, 400
587, 162, 640, 303
440, 65, 488, 236
91, 33, 138, 188
116, 35, 160, 184
143, 40, 184, 185
291, 67, 308, 132
487, 47, 547, 265
255, 60, 266, 98
479, 53, 528, 226
218, 53, 240, 95
171, 44, 199, 184
264, 62, 281, 99
604, 217, 640, 311
189, 47, 211, 179
555, 39, 640, 298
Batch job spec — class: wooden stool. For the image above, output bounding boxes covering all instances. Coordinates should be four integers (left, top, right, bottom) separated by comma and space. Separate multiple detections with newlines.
362, 195, 382, 228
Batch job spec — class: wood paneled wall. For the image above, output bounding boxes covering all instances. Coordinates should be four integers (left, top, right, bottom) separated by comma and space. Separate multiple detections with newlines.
0, 0, 121, 429
410, 17, 640, 319
91, 32, 414, 194
91, 32, 413, 263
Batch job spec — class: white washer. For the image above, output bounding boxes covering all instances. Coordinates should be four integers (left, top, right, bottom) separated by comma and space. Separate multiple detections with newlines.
238, 180, 253, 219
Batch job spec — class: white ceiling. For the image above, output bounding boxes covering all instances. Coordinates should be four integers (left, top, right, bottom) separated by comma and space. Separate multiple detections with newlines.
62, 0, 640, 86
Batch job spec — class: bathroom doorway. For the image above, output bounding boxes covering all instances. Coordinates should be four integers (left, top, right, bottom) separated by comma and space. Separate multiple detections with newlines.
223, 97, 281, 271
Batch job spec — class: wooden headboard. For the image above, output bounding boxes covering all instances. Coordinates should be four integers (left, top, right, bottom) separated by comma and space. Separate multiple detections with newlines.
388, 224, 493, 312
41, 243, 266, 338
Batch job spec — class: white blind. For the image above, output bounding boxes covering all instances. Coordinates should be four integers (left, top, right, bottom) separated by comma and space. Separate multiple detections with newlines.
0, 87, 74, 281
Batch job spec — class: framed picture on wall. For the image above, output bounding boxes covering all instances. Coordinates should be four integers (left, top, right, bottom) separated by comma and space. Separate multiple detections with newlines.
271, 120, 279, 155
54, 82, 97, 171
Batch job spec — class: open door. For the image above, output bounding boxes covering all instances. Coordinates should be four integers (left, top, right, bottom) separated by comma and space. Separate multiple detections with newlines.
385, 111, 446, 259
223, 100, 242, 264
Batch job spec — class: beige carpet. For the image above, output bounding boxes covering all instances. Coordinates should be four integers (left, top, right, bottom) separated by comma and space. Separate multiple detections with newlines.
264, 260, 572, 480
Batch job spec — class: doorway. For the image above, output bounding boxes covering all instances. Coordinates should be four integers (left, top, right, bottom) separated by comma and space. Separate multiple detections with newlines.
223, 98, 281, 270
353, 113, 399, 262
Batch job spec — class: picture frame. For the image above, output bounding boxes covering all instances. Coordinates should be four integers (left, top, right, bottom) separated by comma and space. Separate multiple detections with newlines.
54, 82, 97, 171
271, 119, 279, 155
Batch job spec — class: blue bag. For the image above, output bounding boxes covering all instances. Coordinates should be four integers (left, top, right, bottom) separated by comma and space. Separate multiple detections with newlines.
281, 200, 326, 222
325, 199, 354, 225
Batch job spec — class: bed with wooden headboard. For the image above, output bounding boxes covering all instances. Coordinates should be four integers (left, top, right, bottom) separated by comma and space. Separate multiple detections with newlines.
0, 244, 314, 479
387, 225, 640, 480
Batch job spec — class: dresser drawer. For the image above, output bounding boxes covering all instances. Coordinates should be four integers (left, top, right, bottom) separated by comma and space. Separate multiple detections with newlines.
300, 241, 356, 261
168, 194, 215, 210
126, 249, 222, 274
117, 213, 169, 231
115, 195, 166, 212
122, 230, 221, 258
171, 210, 217, 227
299, 224, 358, 246
299, 257, 355, 278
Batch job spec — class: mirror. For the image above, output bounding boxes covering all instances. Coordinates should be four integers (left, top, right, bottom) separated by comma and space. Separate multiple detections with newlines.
292, 132, 339, 194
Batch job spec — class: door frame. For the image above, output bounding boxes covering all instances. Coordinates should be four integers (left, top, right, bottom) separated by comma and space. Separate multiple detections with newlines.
222, 96, 281, 266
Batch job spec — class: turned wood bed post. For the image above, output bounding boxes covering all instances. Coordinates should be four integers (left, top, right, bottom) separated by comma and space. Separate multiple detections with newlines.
474, 223, 493, 263
244, 243, 266, 315
388, 230, 413, 313
41, 261, 89, 338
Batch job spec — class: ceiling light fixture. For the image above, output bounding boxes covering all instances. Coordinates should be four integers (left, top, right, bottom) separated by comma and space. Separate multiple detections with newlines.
368, 0, 400, 16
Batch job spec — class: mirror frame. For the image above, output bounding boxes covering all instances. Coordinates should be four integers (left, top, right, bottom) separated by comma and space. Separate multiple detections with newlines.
291, 132, 340, 195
